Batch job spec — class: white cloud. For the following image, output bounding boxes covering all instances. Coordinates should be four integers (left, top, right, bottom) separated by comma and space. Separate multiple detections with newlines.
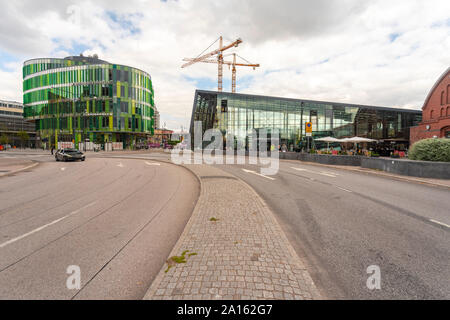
0, 0, 449, 129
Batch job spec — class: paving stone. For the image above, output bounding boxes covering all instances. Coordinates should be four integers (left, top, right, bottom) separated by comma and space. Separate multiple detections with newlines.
144, 165, 321, 300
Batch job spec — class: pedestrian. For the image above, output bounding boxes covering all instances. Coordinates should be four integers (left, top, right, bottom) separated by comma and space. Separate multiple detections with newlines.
51, 146, 54, 155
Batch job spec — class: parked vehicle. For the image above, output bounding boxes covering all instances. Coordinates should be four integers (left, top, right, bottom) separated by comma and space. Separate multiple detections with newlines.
0, 144, 12, 150
55, 149, 86, 162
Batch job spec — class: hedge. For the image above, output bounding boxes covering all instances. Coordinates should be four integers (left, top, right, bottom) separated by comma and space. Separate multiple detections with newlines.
408, 138, 450, 162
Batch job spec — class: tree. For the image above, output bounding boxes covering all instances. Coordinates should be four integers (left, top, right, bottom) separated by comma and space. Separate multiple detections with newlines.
94, 134, 104, 145
17, 131, 29, 149
0, 133, 9, 146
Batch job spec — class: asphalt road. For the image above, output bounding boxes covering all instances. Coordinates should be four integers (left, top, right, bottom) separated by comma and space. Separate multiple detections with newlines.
218, 159, 450, 300
0, 153, 199, 299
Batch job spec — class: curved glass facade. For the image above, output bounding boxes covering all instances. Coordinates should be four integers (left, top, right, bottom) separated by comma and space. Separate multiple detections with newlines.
23, 56, 155, 148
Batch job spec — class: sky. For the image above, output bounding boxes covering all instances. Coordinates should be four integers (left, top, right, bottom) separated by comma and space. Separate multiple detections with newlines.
0, 0, 449, 130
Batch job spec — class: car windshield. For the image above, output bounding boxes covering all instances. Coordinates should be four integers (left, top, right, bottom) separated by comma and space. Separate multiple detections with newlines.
65, 149, 80, 154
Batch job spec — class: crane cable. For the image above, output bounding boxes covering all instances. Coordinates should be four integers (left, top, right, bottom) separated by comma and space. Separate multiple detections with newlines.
194, 37, 221, 59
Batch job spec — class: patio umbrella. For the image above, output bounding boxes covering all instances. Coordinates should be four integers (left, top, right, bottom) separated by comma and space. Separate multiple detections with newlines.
344, 137, 377, 143
315, 137, 341, 151
315, 137, 341, 142
341, 137, 377, 153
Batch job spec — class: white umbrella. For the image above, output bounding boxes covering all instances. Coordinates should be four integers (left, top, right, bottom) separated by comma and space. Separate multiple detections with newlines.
341, 137, 377, 153
315, 137, 341, 151
315, 137, 341, 142
344, 137, 377, 143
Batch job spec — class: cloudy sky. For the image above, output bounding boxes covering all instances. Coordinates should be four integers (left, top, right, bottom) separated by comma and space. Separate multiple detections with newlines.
0, 0, 449, 130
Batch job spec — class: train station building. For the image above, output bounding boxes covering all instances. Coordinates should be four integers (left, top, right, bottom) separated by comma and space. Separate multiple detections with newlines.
190, 90, 422, 152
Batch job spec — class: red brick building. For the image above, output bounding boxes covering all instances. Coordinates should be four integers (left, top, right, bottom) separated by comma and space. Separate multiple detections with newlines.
410, 67, 450, 145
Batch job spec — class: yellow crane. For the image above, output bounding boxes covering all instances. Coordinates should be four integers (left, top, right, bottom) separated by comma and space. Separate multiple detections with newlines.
182, 36, 260, 93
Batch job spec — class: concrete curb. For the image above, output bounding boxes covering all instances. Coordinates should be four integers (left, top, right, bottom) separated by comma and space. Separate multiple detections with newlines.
0, 161, 40, 178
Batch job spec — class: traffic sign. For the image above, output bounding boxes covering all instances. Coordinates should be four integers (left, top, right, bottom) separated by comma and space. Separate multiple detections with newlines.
306, 122, 313, 134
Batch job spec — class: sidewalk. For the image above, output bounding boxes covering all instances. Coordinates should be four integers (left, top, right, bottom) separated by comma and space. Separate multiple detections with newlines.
0, 158, 39, 177
1, 148, 48, 153
144, 164, 321, 300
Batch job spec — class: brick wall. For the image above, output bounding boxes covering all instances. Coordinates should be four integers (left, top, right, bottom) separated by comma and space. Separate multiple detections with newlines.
410, 68, 450, 145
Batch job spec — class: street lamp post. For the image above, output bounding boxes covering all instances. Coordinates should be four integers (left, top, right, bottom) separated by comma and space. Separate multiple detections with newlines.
300, 102, 304, 152
72, 83, 76, 150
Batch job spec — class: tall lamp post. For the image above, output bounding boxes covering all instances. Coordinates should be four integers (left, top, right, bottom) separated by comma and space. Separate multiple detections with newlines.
72, 83, 76, 149
300, 102, 304, 152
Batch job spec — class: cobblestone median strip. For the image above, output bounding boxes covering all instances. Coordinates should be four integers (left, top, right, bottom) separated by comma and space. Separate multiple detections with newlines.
144, 165, 322, 300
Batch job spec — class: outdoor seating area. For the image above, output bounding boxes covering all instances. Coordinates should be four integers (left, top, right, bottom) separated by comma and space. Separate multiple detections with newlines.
313, 136, 408, 158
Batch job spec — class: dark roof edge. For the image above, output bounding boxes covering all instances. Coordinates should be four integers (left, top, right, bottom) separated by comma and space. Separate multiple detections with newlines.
195, 90, 422, 114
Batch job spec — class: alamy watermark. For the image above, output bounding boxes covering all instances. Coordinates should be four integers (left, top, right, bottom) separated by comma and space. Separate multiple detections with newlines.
66, 265, 81, 290
67, 5, 82, 26
171, 122, 280, 176
366, 265, 381, 290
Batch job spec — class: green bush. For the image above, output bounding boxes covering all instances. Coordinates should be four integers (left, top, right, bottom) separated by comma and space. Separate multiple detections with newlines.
167, 140, 181, 146
408, 138, 450, 162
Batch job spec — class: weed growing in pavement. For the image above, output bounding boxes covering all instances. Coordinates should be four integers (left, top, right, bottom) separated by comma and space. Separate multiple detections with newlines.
165, 250, 197, 273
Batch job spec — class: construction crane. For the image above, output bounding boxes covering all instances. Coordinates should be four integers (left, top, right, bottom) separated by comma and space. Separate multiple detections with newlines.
183, 53, 260, 93
182, 36, 260, 93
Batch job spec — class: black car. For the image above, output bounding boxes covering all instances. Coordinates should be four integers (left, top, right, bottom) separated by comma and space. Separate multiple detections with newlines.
55, 148, 86, 162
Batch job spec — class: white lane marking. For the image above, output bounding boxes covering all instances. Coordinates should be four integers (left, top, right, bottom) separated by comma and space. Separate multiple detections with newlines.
322, 171, 341, 176
242, 169, 276, 181
0, 202, 97, 249
145, 161, 161, 166
430, 219, 450, 229
291, 167, 337, 178
319, 172, 338, 177
61, 167, 66, 171
336, 186, 353, 193
117, 162, 124, 168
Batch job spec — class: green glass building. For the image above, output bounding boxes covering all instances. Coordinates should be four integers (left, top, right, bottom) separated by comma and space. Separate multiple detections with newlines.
23, 56, 155, 149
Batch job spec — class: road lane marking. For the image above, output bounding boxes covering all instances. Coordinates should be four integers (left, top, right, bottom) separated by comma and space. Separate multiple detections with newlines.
117, 163, 124, 168
430, 219, 450, 229
336, 186, 353, 193
61, 167, 66, 171
145, 161, 161, 166
322, 171, 340, 176
0, 202, 97, 249
242, 169, 276, 181
291, 167, 337, 178
319, 172, 338, 177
